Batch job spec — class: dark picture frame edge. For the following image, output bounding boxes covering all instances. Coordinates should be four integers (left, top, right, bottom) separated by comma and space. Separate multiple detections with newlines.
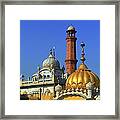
0, 0, 119, 119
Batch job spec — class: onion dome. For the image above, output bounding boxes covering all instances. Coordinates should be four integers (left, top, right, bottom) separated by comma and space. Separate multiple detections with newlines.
55, 84, 62, 92
42, 48, 60, 69
66, 42, 100, 90
67, 25, 75, 31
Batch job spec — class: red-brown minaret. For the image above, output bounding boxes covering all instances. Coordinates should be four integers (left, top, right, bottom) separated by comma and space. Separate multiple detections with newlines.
65, 26, 78, 75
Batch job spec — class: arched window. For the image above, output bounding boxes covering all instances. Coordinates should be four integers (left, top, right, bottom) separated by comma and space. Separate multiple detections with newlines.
35, 77, 37, 81
38, 74, 42, 79
43, 75, 46, 78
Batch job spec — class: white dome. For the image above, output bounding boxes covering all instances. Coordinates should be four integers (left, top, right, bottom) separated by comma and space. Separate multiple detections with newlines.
42, 53, 60, 69
55, 84, 62, 92
67, 26, 75, 31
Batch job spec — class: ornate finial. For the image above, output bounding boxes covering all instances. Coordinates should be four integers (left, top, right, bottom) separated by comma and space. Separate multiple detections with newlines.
62, 65, 65, 71
49, 47, 55, 57
28, 77, 31, 81
50, 49, 52, 55
53, 46, 55, 57
20, 74, 24, 81
62, 65, 65, 74
80, 42, 86, 64
37, 65, 40, 71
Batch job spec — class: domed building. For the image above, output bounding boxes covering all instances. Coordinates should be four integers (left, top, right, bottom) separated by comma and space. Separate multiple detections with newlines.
20, 48, 66, 100
42, 50, 60, 69
20, 25, 100, 100
54, 42, 100, 100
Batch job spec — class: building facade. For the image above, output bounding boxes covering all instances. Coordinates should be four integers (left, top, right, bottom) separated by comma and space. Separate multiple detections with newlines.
20, 26, 100, 100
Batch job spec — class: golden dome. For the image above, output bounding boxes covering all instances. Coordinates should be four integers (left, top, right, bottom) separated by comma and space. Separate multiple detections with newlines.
66, 42, 100, 90
66, 63, 100, 90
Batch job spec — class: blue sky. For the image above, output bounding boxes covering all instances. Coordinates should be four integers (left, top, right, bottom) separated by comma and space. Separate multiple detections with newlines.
20, 20, 100, 79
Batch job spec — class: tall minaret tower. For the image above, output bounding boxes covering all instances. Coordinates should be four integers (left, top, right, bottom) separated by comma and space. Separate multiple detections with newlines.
65, 26, 78, 75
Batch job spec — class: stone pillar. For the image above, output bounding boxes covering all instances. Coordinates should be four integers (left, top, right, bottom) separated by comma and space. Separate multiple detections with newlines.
86, 82, 93, 99
87, 89, 92, 98
56, 91, 60, 98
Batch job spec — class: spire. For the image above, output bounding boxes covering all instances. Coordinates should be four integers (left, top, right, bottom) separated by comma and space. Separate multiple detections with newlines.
49, 47, 55, 57
50, 49, 52, 55
80, 42, 86, 64
37, 65, 40, 71
52, 46, 55, 57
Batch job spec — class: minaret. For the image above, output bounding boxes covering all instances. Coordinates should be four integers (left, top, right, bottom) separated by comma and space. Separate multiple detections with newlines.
65, 26, 78, 75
